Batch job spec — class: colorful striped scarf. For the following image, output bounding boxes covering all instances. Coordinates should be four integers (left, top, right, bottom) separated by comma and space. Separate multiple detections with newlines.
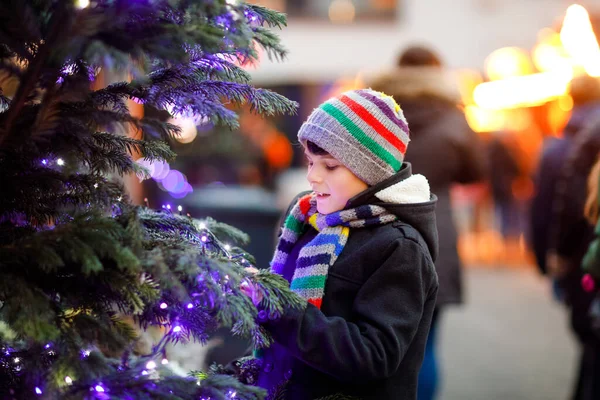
270, 193, 397, 309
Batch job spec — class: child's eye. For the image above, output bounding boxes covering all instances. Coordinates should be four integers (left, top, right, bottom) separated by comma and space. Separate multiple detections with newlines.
326, 165, 338, 171
307, 161, 314, 167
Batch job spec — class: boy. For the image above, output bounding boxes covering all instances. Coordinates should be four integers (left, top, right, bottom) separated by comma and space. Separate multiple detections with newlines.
244, 89, 438, 399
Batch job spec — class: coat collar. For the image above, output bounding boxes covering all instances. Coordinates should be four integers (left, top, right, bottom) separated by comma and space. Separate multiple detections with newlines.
346, 162, 413, 208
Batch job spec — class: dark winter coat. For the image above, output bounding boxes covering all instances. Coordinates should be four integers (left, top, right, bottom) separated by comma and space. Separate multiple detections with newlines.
255, 163, 439, 400
369, 67, 486, 305
530, 103, 600, 275
550, 112, 600, 342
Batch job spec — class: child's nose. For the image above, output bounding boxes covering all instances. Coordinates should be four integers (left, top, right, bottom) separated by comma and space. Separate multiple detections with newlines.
306, 166, 322, 184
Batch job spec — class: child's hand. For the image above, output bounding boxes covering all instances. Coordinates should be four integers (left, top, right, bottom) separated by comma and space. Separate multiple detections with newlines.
240, 267, 263, 306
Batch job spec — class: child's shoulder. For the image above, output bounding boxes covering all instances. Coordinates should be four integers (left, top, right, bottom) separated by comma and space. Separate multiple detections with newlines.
354, 220, 431, 257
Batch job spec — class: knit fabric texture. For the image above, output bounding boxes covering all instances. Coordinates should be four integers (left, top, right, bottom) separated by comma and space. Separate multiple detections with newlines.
298, 88, 410, 186
270, 193, 397, 309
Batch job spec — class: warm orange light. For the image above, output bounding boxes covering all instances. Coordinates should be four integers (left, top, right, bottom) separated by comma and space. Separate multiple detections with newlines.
473, 70, 573, 110
532, 30, 573, 74
484, 47, 535, 81
456, 69, 483, 106
547, 98, 572, 135
560, 4, 600, 77
465, 106, 505, 132
465, 106, 533, 133
558, 94, 574, 111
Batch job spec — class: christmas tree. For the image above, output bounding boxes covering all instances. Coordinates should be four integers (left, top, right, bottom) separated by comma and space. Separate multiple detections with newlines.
0, 1, 304, 398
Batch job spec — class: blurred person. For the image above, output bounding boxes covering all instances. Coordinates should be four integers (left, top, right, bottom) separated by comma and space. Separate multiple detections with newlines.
487, 132, 523, 243
548, 107, 600, 400
530, 75, 600, 276
369, 45, 487, 400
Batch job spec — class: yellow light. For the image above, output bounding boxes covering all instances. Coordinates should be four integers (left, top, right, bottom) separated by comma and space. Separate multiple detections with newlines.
455, 69, 483, 105
532, 42, 573, 73
558, 94, 574, 111
76, 0, 90, 8
484, 47, 534, 81
465, 106, 533, 133
547, 98, 572, 135
465, 105, 505, 133
473, 70, 573, 110
560, 4, 600, 77
329, 0, 356, 24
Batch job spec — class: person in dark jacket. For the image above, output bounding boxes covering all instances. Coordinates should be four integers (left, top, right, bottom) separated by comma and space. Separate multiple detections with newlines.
369, 45, 487, 400
530, 74, 600, 276
548, 110, 600, 400
531, 75, 600, 400
241, 89, 439, 399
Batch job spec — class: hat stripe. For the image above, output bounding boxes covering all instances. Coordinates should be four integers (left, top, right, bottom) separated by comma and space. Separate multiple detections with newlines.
356, 89, 409, 134
332, 97, 405, 162
320, 103, 402, 171
345, 91, 409, 150
339, 95, 407, 155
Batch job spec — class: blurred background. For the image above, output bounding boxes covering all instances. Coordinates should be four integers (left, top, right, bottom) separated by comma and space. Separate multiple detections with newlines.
106, 1, 600, 399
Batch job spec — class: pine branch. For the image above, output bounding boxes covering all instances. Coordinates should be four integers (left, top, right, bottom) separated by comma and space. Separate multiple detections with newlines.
251, 26, 288, 62
245, 4, 288, 29
0, 5, 69, 148
0, 1, 42, 61
1, 1, 298, 397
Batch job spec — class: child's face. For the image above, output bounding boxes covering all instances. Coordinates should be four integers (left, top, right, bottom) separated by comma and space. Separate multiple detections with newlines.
305, 149, 368, 215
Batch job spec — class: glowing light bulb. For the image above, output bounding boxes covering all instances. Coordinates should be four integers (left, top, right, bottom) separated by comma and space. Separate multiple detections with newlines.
160, 302, 168, 309
65, 376, 73, 385
35, 387, 42, 395
56, 158, 65, 166
162, 358, 169, 365
173, 325, 182, 333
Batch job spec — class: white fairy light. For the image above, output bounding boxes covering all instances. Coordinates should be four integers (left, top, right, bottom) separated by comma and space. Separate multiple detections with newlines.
76, 0, 90, 9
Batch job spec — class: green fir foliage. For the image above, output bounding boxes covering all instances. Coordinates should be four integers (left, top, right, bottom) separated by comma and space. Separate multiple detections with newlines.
0, 0, 300, 398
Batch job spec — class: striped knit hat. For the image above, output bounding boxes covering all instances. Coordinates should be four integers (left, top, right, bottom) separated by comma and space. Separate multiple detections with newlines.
298, 89, 410, 186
